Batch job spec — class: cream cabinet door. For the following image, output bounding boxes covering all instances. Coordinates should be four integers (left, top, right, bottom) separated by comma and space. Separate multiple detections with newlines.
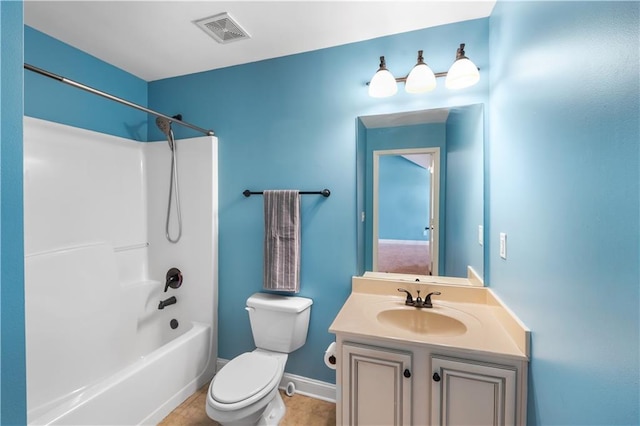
342, 342, 412, 426
431, 356, 517, 426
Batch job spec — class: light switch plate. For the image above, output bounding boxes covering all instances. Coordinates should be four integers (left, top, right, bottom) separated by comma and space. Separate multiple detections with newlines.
478, 225, 484, 246
499, 232, 507, 259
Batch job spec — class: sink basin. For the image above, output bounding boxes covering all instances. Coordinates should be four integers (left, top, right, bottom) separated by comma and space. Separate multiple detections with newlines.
376, 308, 467, 336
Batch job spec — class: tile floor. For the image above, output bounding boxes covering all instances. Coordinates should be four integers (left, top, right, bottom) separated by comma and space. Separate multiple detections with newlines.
159, 384, 336, 425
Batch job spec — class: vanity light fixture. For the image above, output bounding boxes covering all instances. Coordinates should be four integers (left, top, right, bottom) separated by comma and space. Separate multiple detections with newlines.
368, 43, 480, 98
445, 43, 480, 90
368, 56, 398, 98
405, 50, 437, 94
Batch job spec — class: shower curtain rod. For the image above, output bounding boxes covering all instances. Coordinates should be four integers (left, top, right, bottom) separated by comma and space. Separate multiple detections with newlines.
24, 63, 215, 137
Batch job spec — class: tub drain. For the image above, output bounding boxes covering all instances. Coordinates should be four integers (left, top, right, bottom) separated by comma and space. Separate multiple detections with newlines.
170, 319, 179, 329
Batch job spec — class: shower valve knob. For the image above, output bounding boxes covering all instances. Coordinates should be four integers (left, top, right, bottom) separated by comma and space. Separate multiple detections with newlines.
164, 268, 183, 292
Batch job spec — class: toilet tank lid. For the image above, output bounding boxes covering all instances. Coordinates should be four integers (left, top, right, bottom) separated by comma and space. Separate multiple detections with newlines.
247, 293, 313, 313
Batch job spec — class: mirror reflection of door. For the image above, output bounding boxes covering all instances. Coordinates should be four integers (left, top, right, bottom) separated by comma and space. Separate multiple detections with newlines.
358, 104, 484, 280
373, 148, 440, 275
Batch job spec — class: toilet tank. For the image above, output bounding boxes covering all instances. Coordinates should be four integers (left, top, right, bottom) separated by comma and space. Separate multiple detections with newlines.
246, 293, 313, 353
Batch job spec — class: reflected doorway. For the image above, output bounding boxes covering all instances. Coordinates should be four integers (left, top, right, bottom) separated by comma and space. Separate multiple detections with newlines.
373, 148, 440, 275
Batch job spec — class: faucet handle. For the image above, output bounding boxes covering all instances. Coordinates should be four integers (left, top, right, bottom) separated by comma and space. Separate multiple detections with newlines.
164, 267, 183, 292
415, 290, 423, 305
397, 288, 414, 305
424, 291, 442, 308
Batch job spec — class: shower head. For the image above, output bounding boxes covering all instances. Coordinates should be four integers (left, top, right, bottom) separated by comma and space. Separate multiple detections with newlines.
155, 117, 175, 150
156, 116, 172, 136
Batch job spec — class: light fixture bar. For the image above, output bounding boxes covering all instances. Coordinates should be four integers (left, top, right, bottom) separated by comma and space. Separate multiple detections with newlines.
396, 71, 449, 82
365, 71, 449, 86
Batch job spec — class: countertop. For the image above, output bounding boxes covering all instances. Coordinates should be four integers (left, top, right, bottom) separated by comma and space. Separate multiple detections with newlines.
329, 276, 530, 361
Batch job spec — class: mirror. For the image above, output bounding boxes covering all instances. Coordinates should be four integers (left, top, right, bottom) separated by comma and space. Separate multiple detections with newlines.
356, 104, 484, 283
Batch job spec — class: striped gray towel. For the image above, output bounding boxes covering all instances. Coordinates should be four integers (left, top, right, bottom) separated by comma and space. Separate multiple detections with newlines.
263, 190, 300, 293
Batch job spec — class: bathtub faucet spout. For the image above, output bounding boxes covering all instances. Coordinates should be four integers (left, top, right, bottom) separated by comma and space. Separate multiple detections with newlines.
158, 296, 177, 310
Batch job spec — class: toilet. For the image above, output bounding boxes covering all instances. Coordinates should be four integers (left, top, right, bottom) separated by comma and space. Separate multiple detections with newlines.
206, 293, 313, 425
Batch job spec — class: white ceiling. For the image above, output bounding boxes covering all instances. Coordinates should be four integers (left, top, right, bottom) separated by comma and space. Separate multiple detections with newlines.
359, 107, 450, 128
24, 1, 495, 82
402, 153, 432, 170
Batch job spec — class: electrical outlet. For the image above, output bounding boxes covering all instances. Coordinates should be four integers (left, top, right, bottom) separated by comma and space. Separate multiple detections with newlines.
478, 225, 483, 246
499, 232, 507, 259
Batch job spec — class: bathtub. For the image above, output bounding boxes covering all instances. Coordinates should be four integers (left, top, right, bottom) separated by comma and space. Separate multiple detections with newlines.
25, 244, 214, 425
30, 321, 211, 426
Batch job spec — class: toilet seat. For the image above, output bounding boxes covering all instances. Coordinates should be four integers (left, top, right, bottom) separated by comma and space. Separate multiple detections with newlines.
210, 352, 280, 409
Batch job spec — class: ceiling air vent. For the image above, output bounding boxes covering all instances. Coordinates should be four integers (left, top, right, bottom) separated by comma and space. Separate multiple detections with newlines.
194, 12, 250, 44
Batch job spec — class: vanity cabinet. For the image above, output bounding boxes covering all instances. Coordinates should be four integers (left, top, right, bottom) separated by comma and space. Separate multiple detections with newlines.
330, 277, 530, 426
337, 340, 527, 425
341, 342, 412, 425
431, 355, 517, 425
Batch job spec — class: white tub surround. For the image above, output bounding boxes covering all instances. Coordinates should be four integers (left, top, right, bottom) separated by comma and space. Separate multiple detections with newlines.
23, 117, 218, 425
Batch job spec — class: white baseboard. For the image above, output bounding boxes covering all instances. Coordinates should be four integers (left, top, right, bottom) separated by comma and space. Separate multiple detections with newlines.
379, 239, 429, 246
216, 358, 336, 403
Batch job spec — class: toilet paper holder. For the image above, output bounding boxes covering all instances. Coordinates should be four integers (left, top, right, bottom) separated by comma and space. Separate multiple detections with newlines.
324, 342, 337, 370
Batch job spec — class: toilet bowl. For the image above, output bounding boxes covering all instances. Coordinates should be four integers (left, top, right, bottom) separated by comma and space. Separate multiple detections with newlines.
206, 350, 287, 425
205, 293, 313, 425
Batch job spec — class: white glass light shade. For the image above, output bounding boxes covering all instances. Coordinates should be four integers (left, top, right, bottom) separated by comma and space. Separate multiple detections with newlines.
405, 63, 437, 93
368, 69, 398, 98
445, 58, 480, 90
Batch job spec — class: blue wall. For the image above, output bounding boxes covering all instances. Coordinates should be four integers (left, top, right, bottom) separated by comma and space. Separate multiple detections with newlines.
148, 18, 489, 384
378, 155, 430, 241
445, 104, 484, 277
24, 27, 148, 140
1, 1, 26, 424
489, 1, 639, 424
364, 123, 447, 273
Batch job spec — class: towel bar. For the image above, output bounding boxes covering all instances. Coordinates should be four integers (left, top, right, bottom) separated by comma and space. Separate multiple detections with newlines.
243, 189, 331, 198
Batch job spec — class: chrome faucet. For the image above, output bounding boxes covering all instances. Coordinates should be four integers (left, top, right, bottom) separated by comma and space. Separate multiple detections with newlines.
397, 288, 441, 309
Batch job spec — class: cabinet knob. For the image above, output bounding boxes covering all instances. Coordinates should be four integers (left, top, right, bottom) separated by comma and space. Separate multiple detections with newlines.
403, 369, 411, 378
433, 372, 441, 382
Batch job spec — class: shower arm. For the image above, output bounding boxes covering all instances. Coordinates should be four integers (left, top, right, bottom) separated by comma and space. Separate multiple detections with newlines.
24, 63, 215, 137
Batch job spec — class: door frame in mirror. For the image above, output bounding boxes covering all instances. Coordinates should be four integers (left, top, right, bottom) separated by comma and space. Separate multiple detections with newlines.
373, 147, 441, 275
